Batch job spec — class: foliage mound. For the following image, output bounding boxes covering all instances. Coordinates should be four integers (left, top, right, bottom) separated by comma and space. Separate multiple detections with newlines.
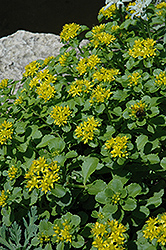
0, 1, 166, 249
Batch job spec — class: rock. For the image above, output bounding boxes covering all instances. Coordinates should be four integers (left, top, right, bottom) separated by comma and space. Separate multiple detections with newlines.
0, 30, 64, 82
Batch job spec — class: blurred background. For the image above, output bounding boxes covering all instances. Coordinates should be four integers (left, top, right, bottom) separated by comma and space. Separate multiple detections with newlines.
0, 0, 105, 38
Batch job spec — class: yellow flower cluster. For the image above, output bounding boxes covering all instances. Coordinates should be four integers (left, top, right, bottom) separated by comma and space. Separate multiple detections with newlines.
0, 190, 8, 207
60, 23, 81, 42
105, 136, 128, 158
23, 61, 41, 78
155, 71, 166, 86
130, 101, 147, 118
129, 38, 156, 59
93, 67, 120, 83
111, 25, 120, 32
90, 24, 116, 48
36, 81, 56, 102
53, 219, 72, 244
143, 213, 166, 246
0, 120, 13, 145
50, 105, 72, 127
29, 69, 57, 90
14, 96, 23, 105
99, 4, 116, 18
156, 1, 166, 15
91, 219, 127, 250
8, 165, 18, 180
75, 117, 100, 144
25, 157, 60, 194
38, 232, 51, 244
76, 55, 101, 75
68, 79, 94, 97
0, 79, 8, 89
128, 72, 141, 87
90, 85, 112, 104
59, 52, 70, 66
112, 193, 121, 205
42, 56, 55, 66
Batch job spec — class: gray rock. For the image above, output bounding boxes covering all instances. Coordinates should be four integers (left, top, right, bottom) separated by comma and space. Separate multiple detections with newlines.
0, 30, 64, 82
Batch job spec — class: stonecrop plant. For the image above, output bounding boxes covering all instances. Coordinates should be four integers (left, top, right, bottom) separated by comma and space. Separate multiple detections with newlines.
0, 0, 166, 249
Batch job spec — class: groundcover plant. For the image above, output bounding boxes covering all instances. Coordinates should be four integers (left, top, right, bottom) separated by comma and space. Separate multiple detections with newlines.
0, 0, 166, 249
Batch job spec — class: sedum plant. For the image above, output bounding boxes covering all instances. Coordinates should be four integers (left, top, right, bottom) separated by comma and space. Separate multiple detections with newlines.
0, 0, 166, 249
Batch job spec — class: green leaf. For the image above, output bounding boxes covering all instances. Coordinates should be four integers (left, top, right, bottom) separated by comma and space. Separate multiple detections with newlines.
160, 157, 166, 170
146, 190, 164, 208
102, 204, 118, 214
127, 183, 142, 198
122, 198, 137, 211
51, 184, 66, 198
81, 157, 99, 185
136, 134, 148, 151
36, 135, 56, 148
2, 206, 12, 226
30, 125, 42, 139
95, 191, 109, 204
146, 154, 160, 164
72, 235, 84, 248
87, 180, 107, 195
48, 137, 65, 152
108, 178, 123, 193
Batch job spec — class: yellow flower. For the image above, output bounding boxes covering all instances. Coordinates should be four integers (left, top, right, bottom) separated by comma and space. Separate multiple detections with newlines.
93, 67, 120, 83
155, 71, 166, 86
60, 23, 81, 42
14, 96, 23, 105
0, 79, 8, 89
42, 56, 55, 66
76, 55, 101, 75
128, 72, 141, 87
92, 24, 106, 34
23, 61, 41, 78
105, 136, 129, 158
53, 220, 72, 244
91, 32, 116, 48
90, 85, 112, 104
75, 117, 100, 144
111, 25, 120, 32
36, 69, 50, 81
91, 219, 127, 250
0, 120, 13, 145
38, 232, 51, 244
143, 217, 161, 242
50, 105, 72, 127
87, 55, 101, 69
25, 157, 60, 193
0, 190, 8, 207
68, 79, 94, 97
99, 4, 116, 18
129, 38, 156, 59
156, 1, 166, 15
36, 81, 56, 102
8, 165, 18, 180
29, 77, 39, 89
59, 52, 70, 66
76, 58, 87, 75
111, 192, 121, 205
129, 101, 147, 118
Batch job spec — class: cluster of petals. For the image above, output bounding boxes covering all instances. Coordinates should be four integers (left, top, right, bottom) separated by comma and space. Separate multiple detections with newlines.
129, 38, 156, 59
75, 117, 100, 144
50, 105, 72, 127
60, 23, 81, 42
0, 120, 13, 145
105, 136, 129, 158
